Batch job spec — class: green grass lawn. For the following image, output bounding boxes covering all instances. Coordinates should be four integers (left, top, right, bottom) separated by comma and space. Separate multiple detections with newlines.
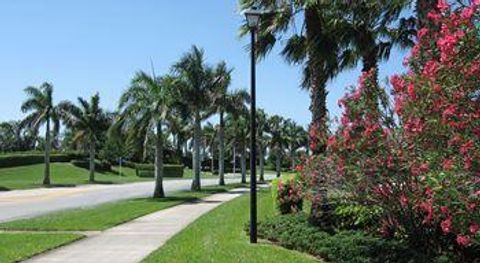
182, 168, 216, 179
142, 189, 320, 263
0, 163, 222, 191
0, 184, 245, 231
0, 233, 82, 263
0, 163, 151, 190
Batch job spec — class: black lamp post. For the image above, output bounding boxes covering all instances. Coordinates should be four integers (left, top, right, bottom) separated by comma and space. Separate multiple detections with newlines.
244, 7, 262, 244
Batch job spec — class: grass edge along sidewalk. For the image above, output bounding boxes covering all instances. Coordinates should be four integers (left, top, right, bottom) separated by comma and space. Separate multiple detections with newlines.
23, 187, 249, 263
0, 232, 83, 263
0, 184, 245, 263
142, 189, 320, 263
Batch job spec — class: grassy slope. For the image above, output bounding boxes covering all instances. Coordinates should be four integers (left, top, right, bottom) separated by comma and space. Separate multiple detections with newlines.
0, 185, 245, 231
0, 233, 82, 263
0, 163, 150, 190
142, 190, 319, 263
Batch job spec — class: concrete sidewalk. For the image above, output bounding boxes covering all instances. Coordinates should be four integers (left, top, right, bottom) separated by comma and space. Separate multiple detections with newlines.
24, 188, 248, 263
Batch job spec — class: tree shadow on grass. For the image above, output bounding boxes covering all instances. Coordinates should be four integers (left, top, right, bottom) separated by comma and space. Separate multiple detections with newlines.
89, 180, 115, 185
0, 186, 10, 191
145, 196, 203, 203
44, 184, 77, 188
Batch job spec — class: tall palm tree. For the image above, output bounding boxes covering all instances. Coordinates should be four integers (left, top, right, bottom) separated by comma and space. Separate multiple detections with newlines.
167, 114, 190, 158
116, 71, 173, 198
216, 89, 250, 185
172, 46, 224, 191
256, 108, 269, 182
210, 62, 232, 185
240, 0, 346, 155
333, 1, 415, 81
226, 113, 250, 183
21, 83, 61, 185
203, 122, 217, 175
267, 115, 287, 178
284, 119, 308, 171
58, 93, 110, 182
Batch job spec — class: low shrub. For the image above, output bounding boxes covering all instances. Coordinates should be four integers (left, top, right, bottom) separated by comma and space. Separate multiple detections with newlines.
331, 201, 383, 232
257, 214, 427, 263
70, 159, 112, 172
272, 175, 304, 214
0, 152, 85, 168
135, 164, 184, 178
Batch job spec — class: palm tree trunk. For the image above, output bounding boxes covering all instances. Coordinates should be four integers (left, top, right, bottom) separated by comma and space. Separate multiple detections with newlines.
142, 135, 149, 163
233, 145, 236, 175
290, 150, 295, 171
275, 149, 281, 178
305, 6, 331, 224
305, 7, 328, 156
241, 145, 246, 184
153, 122, 165, 198
43, 117, 51, 185
259, 146, 265, 182
218, 111, 225, 185
210, 144, 214, 175
191, 113, 201, 191
89, 138, 95, 182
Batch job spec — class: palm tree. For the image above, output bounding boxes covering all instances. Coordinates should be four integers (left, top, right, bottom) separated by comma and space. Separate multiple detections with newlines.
226, 113, 250, 183
203, 122, 217, 175
172, 46, 224, 191
267, 115, 287, 178
215, 88, 250, 185
333, 1, 415, 81
167, 114, 190, 159
21, 83, 61, 185
284, 119, 308, 171
58, 93, 110, 182
117, 71, 173, 198
240, 0, 346, 154
256, 109, 269, 182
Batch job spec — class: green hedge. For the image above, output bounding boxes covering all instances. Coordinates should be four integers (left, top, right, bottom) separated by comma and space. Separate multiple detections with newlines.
0, 152, 86, 168
70, 159, 112, 172
135, 164, 184, 178
256, 214, 419, 263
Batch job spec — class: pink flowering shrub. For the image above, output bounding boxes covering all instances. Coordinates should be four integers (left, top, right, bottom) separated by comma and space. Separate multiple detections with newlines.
389, 0, 480, 252
303, 1, 480, 259
274, 177, 304, 215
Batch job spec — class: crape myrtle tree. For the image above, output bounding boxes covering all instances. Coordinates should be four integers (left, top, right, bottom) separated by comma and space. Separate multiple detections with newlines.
59, 93, 110, 182
116, 71, 174, 198
21, 83, 61, 185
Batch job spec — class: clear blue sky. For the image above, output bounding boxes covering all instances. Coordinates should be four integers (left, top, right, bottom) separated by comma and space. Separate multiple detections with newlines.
0, 1, 408, 128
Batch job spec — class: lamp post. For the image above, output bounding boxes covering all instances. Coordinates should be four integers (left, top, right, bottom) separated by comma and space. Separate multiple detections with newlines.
244, 7, 262, 244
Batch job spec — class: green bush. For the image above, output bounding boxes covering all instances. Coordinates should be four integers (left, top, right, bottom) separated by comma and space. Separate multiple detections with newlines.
135, 164, 184, 178
70, 159, 112, 172
0, 152, 85, 168
257, 213, 429, 263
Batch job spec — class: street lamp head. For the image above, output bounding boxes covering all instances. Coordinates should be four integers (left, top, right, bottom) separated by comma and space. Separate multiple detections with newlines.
244, 7, 263, 29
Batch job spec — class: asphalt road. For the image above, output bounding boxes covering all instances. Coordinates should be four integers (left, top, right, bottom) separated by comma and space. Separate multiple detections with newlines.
0, 174, 274, 223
